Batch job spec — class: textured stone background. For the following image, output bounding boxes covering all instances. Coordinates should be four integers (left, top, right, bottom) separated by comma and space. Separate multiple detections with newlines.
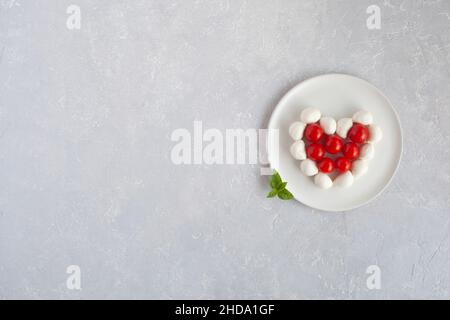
0, 0, 449, 299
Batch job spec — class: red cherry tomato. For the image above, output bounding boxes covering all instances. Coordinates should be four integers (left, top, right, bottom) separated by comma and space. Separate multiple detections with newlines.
348, 124, 369, 143
304, 123, 324, 143
343, 142, 360, 160
335, 157, 352, 173
324, 135, 344, 154
306, 143, 325, 161
317, 157, 334, 173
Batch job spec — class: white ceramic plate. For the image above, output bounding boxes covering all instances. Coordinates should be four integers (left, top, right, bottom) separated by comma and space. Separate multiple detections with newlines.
267, 74, 402, 212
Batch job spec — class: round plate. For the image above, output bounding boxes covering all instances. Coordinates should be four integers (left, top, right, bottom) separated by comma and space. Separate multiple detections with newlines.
267, 74, 402, 212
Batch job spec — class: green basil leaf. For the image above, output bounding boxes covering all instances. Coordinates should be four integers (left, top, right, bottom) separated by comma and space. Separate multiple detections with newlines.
278, 189, 294, 200
270, 171, 282, 189
267, 189, 278, 198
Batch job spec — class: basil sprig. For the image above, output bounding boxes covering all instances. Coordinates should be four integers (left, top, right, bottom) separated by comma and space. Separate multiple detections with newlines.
267, 171, 294, 200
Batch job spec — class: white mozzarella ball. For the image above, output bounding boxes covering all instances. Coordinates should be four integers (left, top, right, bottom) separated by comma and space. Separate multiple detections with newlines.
300, 108, 321, 124
314, 173, 333, 189
351, 160, 369, 179
359, 143, 374, 160
352, 110, 373, 125
334, 171, 354, 188
320, 117, 337, 135
300, 159, 318, 176
336, 118, 353, 138
290, 140, 306, 160
289, 121, 306, 140
369, 125, 383, 143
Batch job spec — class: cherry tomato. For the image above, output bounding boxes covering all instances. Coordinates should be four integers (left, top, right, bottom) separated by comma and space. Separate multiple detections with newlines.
343, 142, 360, 160
335, 157, 352, 173
324, 135, 344, 154
306, 143, 325, 161
348, 124, 369, 143
304, 123, 324, 143
317, 157, 334, 173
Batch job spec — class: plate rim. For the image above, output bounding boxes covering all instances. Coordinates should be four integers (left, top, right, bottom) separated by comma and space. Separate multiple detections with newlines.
267, 73, 403, 212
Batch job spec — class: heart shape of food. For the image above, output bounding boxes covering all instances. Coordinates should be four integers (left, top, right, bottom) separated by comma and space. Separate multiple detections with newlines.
289, 108, 383, 189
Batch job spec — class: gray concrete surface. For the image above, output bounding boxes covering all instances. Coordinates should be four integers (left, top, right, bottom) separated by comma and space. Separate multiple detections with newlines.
0, 0, 449, 299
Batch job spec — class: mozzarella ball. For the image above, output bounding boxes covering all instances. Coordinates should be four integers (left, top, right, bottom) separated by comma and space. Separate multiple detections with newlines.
368, 125, 383, 143
300, 107, 321, 124
314, 173, 333, 189
290, 140, 306, 160
320, 117, 337, 135
300, 159, 318, 176
289, 121, 306, 140
352, 110, 373, 125
351, 160, 369, 179
334, 171, 354, 188
336, 118, 353, 138
359, 143, 374, 160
